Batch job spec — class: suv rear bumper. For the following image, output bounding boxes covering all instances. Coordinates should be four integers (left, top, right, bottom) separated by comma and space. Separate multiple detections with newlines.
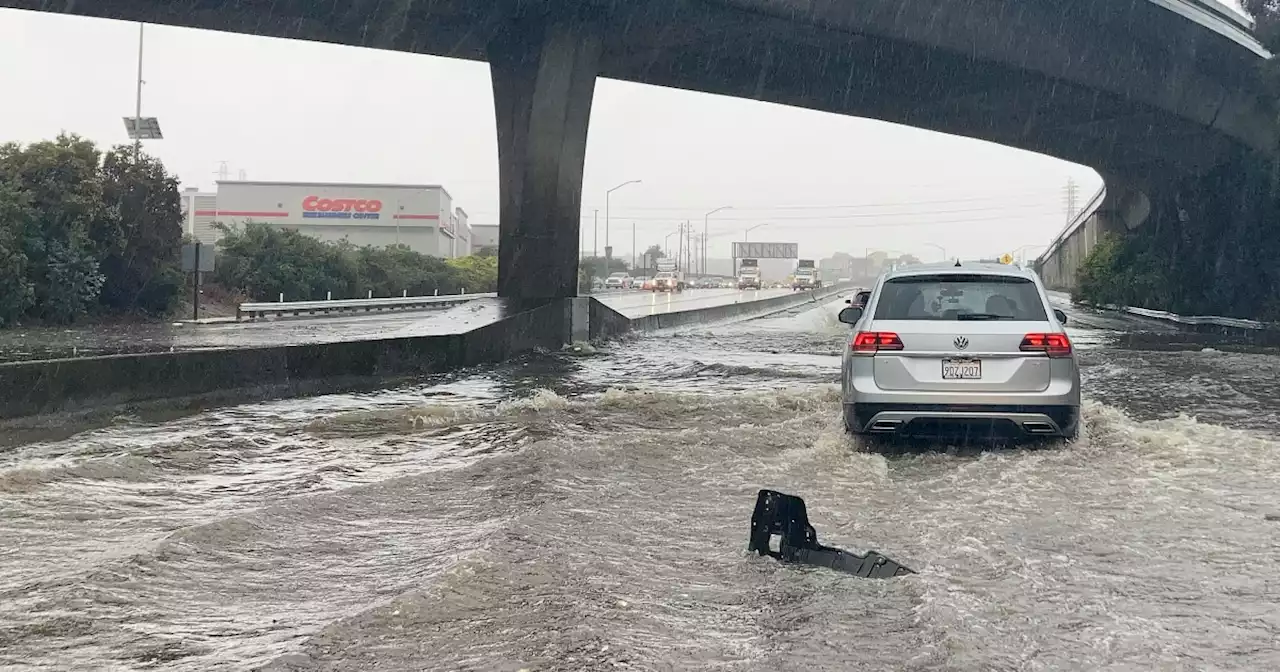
845, 402, 1079, 438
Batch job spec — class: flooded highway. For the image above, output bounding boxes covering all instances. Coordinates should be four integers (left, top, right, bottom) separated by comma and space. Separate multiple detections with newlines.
2, 296, 1278, 671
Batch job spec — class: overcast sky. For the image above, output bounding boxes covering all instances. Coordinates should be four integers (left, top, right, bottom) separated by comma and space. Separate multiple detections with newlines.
1, 8, 1109, 263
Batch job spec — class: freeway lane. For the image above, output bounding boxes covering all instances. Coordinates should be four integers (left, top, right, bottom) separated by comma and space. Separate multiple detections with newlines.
594, 287, 798, 318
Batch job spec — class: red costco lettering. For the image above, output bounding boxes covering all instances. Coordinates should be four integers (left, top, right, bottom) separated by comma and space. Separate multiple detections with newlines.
302, 196, 383, 213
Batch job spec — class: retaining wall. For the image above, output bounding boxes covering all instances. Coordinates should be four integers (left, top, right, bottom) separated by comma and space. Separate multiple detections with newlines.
626, 284, 853, 332
0, 300, 564, 420
0, 287, 851, 420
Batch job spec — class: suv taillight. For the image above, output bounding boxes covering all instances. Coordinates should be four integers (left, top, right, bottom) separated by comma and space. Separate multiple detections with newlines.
852, 331, 904, 353
1020, 332, 1072, 357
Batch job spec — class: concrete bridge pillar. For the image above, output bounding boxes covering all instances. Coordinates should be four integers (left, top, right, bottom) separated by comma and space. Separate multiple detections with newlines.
488, 14, 602, 300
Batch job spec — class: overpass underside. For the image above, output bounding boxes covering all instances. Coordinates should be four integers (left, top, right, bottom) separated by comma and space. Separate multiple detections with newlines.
7, 0, 1271, 299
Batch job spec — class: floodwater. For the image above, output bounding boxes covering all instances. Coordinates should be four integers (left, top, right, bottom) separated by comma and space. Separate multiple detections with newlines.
2, 297, 1279, 671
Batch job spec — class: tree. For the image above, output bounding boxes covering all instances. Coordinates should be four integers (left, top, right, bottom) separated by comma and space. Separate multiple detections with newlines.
579, 255, 629, 282
0, 134, 107, 323
96, 147, 185, 314
0, 182, 35, 325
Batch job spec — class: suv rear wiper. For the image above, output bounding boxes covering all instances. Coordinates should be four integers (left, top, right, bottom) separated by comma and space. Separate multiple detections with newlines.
748, 489, 914, 578
956, 313, 1013, 321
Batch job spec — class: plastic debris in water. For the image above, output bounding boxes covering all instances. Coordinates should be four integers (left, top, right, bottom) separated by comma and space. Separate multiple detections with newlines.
747, 489, 914, 578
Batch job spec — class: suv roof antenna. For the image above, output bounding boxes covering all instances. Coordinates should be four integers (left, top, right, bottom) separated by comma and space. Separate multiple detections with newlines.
954, 258, 962, 267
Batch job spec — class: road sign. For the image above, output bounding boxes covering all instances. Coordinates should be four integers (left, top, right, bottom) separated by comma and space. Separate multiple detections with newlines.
999, 253, 1014, 264
732, 242, 798, 259
181, 242, 216, 272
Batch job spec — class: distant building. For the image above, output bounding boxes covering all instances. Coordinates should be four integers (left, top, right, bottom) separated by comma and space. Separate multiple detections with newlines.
189, 180, 475, 258
470, 223, 499, 252
178, 187, 218, 242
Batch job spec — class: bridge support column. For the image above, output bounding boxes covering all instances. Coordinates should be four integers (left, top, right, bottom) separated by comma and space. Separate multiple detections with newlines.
488, 16, 601, 300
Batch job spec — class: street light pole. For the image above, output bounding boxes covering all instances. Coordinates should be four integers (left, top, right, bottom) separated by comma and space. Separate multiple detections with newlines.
606, 179, 642, 272
703, 205, 731, 279
134, 23, 144, 163
923, 242, 946, 261
1013, 244, 1048, 265
744, 223, 768, 242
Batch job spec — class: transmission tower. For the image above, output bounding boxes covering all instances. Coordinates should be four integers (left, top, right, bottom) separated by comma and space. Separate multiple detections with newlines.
1063, 178, 1079, 223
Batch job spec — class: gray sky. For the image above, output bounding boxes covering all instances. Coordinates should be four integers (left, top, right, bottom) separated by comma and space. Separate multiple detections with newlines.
2, 8, 1107, 262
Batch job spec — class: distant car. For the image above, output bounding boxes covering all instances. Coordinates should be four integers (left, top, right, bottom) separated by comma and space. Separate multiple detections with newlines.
838, 262, 1080, 445
604, 272, 632, 290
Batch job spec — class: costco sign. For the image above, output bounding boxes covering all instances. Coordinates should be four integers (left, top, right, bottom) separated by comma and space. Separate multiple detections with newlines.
302, 196, 383, 220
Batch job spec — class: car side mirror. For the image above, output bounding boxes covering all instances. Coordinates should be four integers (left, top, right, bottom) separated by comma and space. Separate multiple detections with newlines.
1053, 308, 1067, 325
838, 306, 863, 324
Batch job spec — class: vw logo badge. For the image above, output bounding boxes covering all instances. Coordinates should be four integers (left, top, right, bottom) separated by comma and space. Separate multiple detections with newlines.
954, 336, 969, 350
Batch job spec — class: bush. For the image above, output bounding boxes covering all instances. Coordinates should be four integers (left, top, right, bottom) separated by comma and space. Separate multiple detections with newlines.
0, 134, 185, 325
211, 222, 497, 301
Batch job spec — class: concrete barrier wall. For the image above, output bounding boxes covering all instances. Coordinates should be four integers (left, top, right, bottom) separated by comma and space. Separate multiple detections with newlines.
0, 300, 565, 420
0, 288, 850, 420
625, 284, 853, 332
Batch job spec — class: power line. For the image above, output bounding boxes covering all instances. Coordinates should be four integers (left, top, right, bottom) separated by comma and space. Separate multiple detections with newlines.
476, 207, 1068, 236
576, 188, 1069, 213
466, 190, 1068, 219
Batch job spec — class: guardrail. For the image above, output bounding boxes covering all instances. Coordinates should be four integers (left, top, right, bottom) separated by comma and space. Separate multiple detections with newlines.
1120, 305, 1274, 331
237, 292, 496, 321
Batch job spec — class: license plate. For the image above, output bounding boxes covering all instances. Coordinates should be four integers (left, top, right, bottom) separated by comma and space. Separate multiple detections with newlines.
942, 358, 982, 380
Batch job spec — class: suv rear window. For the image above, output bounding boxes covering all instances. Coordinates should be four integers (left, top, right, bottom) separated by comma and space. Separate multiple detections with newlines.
872, 274, 1047, 321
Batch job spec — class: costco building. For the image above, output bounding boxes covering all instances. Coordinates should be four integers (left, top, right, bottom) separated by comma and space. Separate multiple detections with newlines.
187, 180, 473, 258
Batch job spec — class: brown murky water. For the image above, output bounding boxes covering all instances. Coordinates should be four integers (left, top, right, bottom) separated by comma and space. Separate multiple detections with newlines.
2, 299, 1278, 671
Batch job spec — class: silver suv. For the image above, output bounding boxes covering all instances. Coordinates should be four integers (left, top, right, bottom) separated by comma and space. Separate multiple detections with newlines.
838, 262, 1080, 443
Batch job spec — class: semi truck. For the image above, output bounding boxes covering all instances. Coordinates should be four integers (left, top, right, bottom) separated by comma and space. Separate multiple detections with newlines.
791, 259, 822, 290
737, 258, 762, 290
652, 258, 685, 292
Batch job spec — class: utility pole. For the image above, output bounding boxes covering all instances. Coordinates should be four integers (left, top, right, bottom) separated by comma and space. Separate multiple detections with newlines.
631, 222, 636, 274
132, 23, 145, 163
677, 222, 685, 272
593, 209, 598, 259
685, 220, 692, 274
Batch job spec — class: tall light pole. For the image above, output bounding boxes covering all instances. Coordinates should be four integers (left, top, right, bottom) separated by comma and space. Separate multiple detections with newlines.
736, 223, 770, 276
606, 180, 642, 270
703, 206, 731, 278
122, 23, 163, 162
923, 242, 947, 261
134, 23, 143, 161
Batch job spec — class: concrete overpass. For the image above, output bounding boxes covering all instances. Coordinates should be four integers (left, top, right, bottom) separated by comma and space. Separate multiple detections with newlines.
5, 0, 1273, 302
